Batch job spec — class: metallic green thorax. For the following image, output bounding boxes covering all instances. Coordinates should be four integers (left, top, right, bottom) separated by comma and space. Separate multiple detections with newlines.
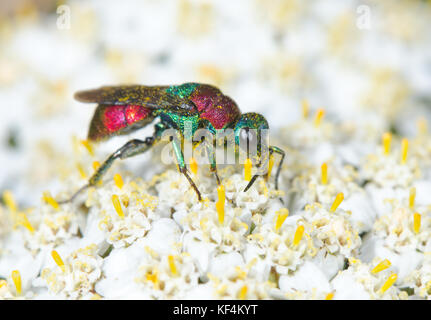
155, 109, 200, 140
162, 83, 202, 139
165, 83, 199, 99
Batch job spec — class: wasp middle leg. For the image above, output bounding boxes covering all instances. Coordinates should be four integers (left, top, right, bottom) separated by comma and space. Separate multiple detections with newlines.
205, 143, 221, 186
171, 137, 202, 201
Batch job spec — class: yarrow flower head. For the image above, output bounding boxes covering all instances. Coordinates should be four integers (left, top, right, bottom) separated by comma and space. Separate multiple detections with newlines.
86, 175, 159, 248
405, 253, 431, 299
33, 244, 103, 299
135, 247, 200, 299
332, 258, 407, 300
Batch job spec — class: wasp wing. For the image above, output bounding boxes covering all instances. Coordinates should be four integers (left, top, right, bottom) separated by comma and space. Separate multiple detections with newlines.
74, 85, 197, 114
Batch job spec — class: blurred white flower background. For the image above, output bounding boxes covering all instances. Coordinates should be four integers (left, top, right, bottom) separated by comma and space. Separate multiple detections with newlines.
0, 0, 431, 299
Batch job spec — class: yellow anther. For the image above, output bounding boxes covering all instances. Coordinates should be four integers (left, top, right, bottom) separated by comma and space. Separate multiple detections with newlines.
293, 225, 304, 246
321, 163, 328, 185
17, 213, 34, 233
114, 174, 124, 189
314, 108, 325, 127
121, 194, 130, 208
238, 285, 248, 300
266, 155, 275, 181
168, 255, 178, 276
302, 99, 309, 119
42, 191, 59, 211
409, 187, 416, 209
413, 212, 421, 234
380, 273, 397, 293
146, 271, 159, 288
235, 266, 247, 280
51, 250, 66, 272
244, 158, 252, 182
325, 292, 334, 300
11, 270, 21, 295
92, 161, 100, 171
190, 157, 198, 175
77, 163, 87, 179
217, 185, 225, 204
111, 194, 124, 218
330, 192, 344, 212
216, 284, 228, 296
401, 138, 408, 164
382, 132, 391, 156
3, 190, 17, 213
371, 259, 391, 274
275, 209, 289, 231
0, 280, 7, 288
80, 139, 94, 156
349, 257, 360, 265
216, 201, 224, 225
144, 246, 159, 259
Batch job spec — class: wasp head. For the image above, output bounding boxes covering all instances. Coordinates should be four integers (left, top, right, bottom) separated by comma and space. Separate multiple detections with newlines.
234, 113, 269, 165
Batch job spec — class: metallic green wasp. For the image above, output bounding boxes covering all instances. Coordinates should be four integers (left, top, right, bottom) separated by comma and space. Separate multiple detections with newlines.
64, 83, 285, 202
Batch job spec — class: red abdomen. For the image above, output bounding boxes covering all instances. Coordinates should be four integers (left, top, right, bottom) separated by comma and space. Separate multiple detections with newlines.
88, 105, 153, 141
103, 105, 151, 132
189, 85, 241, 129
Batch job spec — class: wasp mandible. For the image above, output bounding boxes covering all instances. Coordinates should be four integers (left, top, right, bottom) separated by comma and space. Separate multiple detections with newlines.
65, 83, 285, 202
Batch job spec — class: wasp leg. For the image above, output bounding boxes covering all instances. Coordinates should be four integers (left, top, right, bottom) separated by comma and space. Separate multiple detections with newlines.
212, 167, 221, 186
59, 136, 157, 204
90, 137, 156, 185
171, 138, 202, 201
244, 151, 270, 193
205, 143, 221, 186
243, 146, 285, 192
244, 174, 259, 192
270, 146, 285, 190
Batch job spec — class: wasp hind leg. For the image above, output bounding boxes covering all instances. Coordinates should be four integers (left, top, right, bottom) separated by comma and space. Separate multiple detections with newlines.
59, 136, 156, 204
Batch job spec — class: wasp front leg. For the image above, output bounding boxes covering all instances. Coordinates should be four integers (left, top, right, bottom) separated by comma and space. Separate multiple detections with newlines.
269, 146, 285, 190
243, 145, 285, 193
